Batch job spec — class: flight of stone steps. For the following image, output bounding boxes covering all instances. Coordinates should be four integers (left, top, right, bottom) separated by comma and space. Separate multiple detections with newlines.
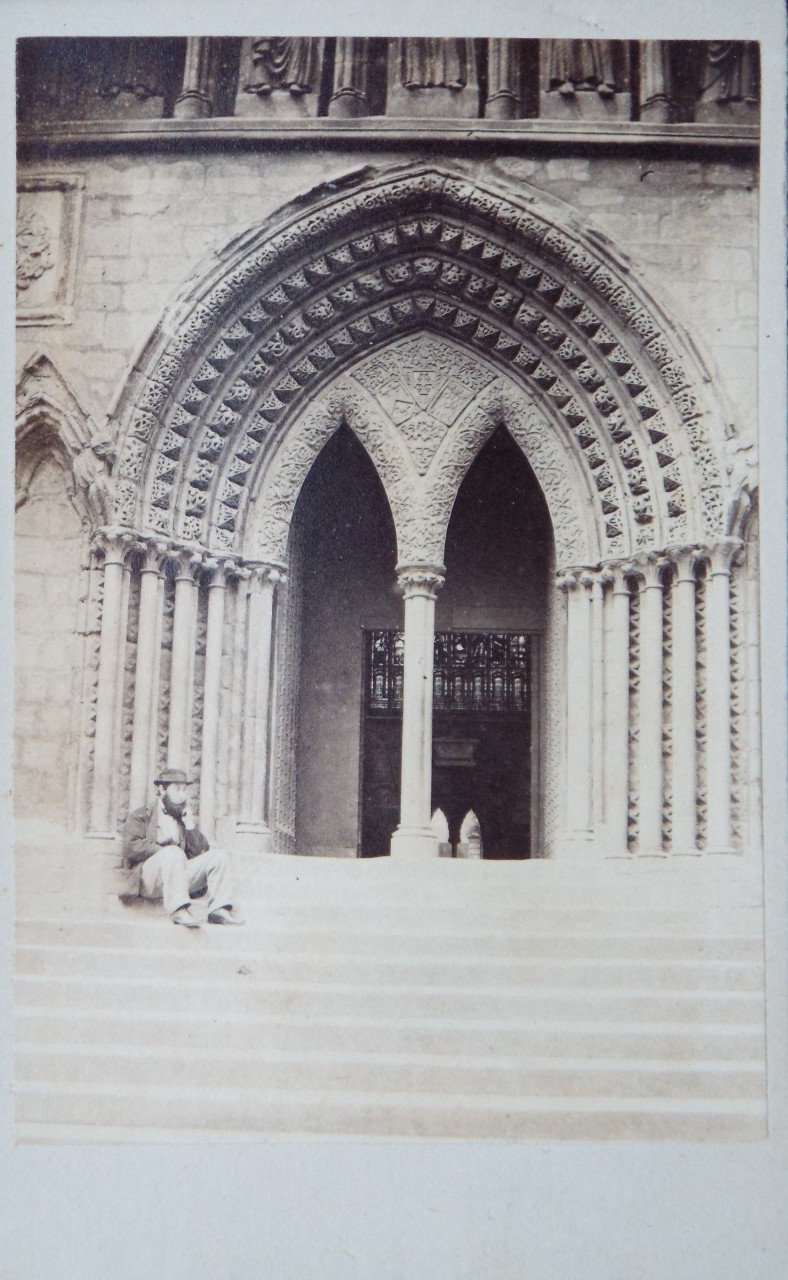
14, 837, 767, 1143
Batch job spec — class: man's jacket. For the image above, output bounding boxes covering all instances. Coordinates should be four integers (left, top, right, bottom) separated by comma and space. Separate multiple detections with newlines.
118, 801, 210, 900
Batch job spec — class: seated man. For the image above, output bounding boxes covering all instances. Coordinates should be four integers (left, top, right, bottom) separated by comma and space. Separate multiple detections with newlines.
119, 768, 243, 928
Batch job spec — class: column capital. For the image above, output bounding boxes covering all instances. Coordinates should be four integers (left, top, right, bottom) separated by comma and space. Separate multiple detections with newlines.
628, 551, 670, 590
136, 537, 170, 575
699, 536, 744, 577
396, 564, 445, 600
202, 556, 238, 589
92, 526, 136, 565
665, 543, 705, 583
246, 562, 287, 591
168, 547, 204, 582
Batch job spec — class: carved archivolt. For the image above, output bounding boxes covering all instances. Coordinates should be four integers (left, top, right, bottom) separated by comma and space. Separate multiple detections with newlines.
112, 163, 733, 561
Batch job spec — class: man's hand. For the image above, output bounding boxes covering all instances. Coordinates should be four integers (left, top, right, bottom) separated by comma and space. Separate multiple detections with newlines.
181, 805, 196, 832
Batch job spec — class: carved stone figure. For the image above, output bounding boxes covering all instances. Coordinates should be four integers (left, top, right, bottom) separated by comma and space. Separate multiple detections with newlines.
544, 39, 620, 97
71, 429, 117, 525
16, 208, 55, 294
697, 41, 759, 105
400, 38, 467, 90
240, 37, 319, 96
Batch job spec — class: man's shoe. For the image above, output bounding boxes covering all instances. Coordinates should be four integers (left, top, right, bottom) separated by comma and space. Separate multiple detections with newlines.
172, 907, 200, 928
207, 907, 244, 926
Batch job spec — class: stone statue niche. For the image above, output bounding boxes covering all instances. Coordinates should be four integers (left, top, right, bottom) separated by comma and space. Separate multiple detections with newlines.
17, 37, 183, 123
694, 42, 759, 123
78, 38, 183, 120
386, 38, 479, 118
540, 39, 631, 121
234, 37, 325, 118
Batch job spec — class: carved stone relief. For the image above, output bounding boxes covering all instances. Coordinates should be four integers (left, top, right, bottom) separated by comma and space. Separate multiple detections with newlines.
17, 174, 84, 325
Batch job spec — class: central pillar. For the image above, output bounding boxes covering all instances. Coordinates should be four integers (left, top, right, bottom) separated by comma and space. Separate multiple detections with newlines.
166, 550, 202, 770
390, 564, 445, 858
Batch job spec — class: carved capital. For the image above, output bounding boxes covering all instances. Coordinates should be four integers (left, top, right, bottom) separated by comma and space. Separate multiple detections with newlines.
396, 563, 445, 601
169, 548, 203, 583
666, 543, 704, 584
137, 537, 169, 576
629, 551, 670, 591
202, 556, 238, 589
247, 562, 287, 592
702, 536, 744, 577
92, 526, 135, 566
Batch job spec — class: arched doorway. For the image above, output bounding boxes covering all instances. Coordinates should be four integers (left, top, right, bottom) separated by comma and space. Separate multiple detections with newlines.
291, 425, 398, 857
431, 426, 553, 858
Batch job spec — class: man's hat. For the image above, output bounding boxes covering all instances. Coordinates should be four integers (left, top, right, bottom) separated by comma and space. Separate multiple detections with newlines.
154, 767, 194, 786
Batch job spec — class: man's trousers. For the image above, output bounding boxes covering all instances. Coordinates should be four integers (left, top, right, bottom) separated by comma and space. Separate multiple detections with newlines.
139, 845, 234, 916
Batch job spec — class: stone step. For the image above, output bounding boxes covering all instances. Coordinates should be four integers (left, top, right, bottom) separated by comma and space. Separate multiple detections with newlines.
17, 1007, 764, 1060
15, 944, 763, 992
15, 917, 764, 962
15, 973, 764, 1023
14, 1080, 767, 1141
15, 1042, 766, 1101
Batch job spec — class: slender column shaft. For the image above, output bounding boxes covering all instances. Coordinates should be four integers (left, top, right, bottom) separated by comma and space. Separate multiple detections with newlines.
198, 560, 229, 838
671, 551, 699, 853
391, 566, 444, 857
167, 553, 201, 769
746, 539, 762, 852
591, 574, 606, 831
239, 567, 281, 826
129, 545, 166, 810
561, 572, 594, 841
637, 558, 666, 854
705, 539, 741, 852
605, 568, 631, 854
89, 533, 128, 834
228, 572, 250, 821
174, 37, 219, 119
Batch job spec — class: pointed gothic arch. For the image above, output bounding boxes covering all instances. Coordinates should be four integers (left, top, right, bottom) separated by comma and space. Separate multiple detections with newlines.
110, 162, 739, 568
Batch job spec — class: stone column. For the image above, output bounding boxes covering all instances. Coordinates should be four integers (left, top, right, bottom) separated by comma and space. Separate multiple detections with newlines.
198, 558, 232, 839
174, 37, 220, 119
635, 555, 667, 855
670, 548, 700, 854
391, 565, 445, 858
591, 570, 607, 834
605, 564, 632, 856
166, 550, 202, 770
485, 39, 522, 119
238, 564, 283, 844
705, 538, 742, 853
128, 540, 167, 811
328, 37, 369, 117
558, 571, 594, 850
89, 530, 131, 836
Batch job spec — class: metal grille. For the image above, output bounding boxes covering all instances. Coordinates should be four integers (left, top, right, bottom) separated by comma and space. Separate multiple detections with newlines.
365, 630, 532, 714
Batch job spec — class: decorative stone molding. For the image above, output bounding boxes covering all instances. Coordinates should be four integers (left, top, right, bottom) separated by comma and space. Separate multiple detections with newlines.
113, 164, 731, 565
17, 173, 84, 325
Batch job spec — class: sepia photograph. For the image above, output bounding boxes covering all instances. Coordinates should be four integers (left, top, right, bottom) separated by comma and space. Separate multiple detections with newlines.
5, 2, 787, 1275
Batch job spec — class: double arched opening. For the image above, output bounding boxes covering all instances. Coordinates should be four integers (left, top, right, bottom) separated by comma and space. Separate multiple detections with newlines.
290, 421, 552, 858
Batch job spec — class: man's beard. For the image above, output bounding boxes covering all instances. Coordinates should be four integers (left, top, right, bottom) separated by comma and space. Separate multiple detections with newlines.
162, 793, 186, 819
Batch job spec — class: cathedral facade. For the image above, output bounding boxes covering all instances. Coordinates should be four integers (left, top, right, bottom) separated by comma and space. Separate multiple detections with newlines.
16, 37, 760, 870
